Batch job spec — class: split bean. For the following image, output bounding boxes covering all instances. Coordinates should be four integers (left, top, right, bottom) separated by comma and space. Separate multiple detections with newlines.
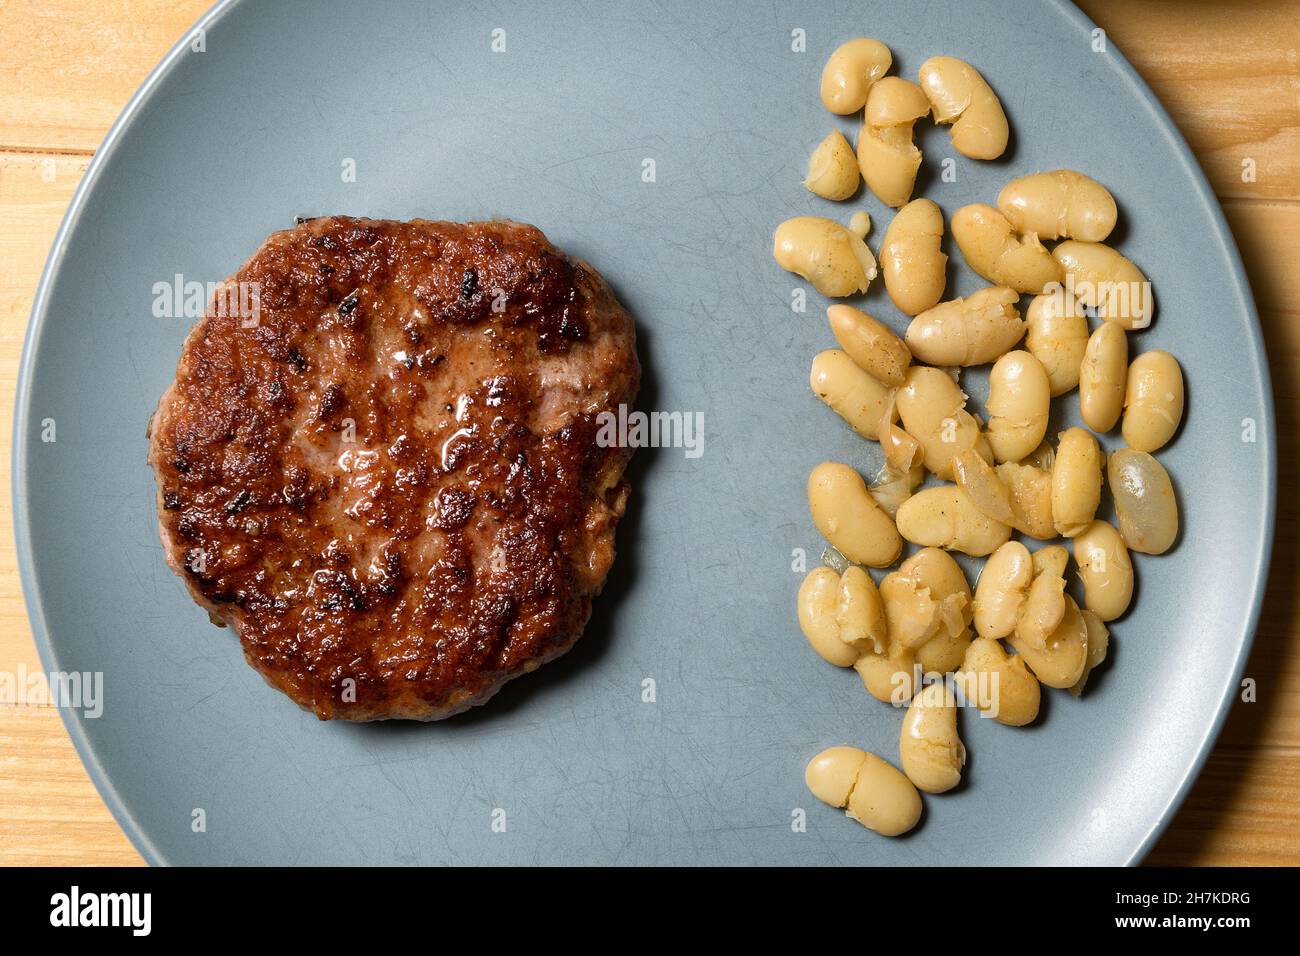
995, 461, 1055, 539
1070, 610, 1111, 696
797, 565, 888, 665
869, 461, 926, 518
1015, 544, 1068, 649
896, 365, 992, 480
804, 129, 860, 200
900, 683, 966, 793
905, 286, 1025, 367
895, 484, 1012, 557
996, 169, 1117, 242
951, 204, 1063, 294
917, 56, 1009, 159
857, 77, 931, 207
972, 540, 1033, 639
958, 637, 1041, 726
773, 215, 877, 297
880, 547, 972, 650
1009, 594, 1089, 689
952, 449, 1017, 526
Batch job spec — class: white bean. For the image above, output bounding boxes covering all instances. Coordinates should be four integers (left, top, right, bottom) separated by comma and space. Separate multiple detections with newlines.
985, 350, 1051, 463
895, 485, 1012, 557
773, 216, 877, 297
951, 204, 1062, 294
810, 349, 893, 440
917, 56, 1008, 160
1053, 240, 1153, 331
900, 683, 965, 793
1051, 427, 1103, 537
1079, 319, 1128, 432
881, 198, 947, 314
826, 305, 911, 386
1025, 290, 1089, 396
804, 746, 923, 837
1122, 350, 1184, 452
820, 38, 892, 114
972, 541, 1033, 640
896, 365, 992, 480
905, 286, 1025, 367
1071, 520, 1134, 622
808, 462, 903, 567
997, 169, 1118, 242
1108, 449, 1179, 555
857, 77, 931, 207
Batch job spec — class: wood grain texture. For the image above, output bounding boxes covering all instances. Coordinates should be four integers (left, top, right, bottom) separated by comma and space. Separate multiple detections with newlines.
0, 0, 192, 867
0, 0, 207, 153
0, 704, 139, 865
1076, 0, 1300, 202
1146, 748, 1300, 866
0, 153, 87, 677
0, 0, 1297, 867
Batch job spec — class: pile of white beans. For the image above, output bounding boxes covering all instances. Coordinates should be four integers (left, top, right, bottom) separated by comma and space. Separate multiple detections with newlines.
776, 39, 1184, 838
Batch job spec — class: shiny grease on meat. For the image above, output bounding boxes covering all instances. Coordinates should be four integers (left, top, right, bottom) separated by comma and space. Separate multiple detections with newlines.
148, 218, 639, 720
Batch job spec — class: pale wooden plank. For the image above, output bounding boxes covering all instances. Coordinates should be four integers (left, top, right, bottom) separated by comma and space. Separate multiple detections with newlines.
0, 0, 210, 152
0, 151, 87, 676
1214, 200, 1300, 752
1149, 747, 1300, 865
1224, 201, 1300, 328
1079, 0, 1300, 202
0, 704, 142, 865
1217, 556, 1300, 751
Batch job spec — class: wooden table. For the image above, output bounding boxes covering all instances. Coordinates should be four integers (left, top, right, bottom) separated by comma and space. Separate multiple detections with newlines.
0, 0, 1296, 866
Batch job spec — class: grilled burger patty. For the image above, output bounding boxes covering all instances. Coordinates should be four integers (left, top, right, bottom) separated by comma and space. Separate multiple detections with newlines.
148, 217, 639, 720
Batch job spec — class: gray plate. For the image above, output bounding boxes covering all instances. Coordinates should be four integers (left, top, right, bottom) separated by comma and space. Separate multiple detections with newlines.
14, 0, 1274, 866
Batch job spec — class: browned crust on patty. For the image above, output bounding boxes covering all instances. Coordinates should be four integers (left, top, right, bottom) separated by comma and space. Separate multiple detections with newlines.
147, 217, 639, 720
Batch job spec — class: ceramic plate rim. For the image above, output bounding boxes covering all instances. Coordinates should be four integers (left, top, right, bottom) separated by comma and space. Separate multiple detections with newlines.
11, 0, 1276, 866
